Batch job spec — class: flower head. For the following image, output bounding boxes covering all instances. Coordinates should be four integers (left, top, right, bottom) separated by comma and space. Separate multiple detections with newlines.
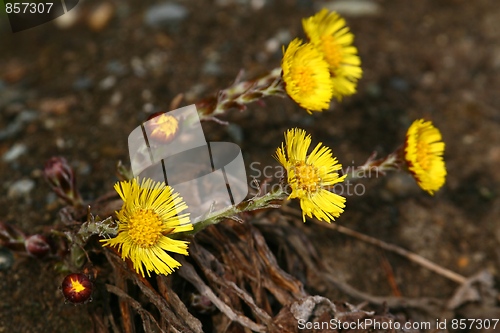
146, 113, 179, 144
281, 38, 334, 113
404, 119, 447, 195
302, 9, 362, 100
275, 128, 346, 222
101, 178, 193, 277
61, 273, 93, 304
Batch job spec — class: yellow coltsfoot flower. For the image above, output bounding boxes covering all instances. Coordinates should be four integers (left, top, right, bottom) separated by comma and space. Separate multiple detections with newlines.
404, 119, 447, 195
101, 178, 193, 277
302, 9, 362, 100
275, 128, 346, 222
281, 38, 334, 113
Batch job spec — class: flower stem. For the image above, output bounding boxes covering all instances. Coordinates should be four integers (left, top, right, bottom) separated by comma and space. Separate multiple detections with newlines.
181, 187, 288, 236
195, 68, 285, 122
342, 147, 403, 183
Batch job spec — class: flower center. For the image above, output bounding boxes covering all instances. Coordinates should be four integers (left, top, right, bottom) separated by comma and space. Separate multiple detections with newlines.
293, 161, 321, 194
70, 278, 86, 293
321, 35, 343, 71
128, 209, 163, 248
416, 140, 431, 170
291, 65, 316, 96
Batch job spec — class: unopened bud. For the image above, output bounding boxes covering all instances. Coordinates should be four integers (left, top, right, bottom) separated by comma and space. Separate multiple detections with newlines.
44, 157, 83, 206
0, 221, 26, 251
25, 234, 51, 259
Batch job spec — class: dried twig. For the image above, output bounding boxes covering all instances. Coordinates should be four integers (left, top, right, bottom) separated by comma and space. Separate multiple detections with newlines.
282, 206, 468, 285
190, 243, 274, 326
104, 249, 204, 333
106, 284, 165, 333
255, 212, 447, 315
289, 224, 445, 314
178, 257, 267, 332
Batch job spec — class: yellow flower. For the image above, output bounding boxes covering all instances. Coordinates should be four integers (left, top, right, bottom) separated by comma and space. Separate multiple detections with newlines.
147, 113, 179, 143
281, 38, 334, 113
101, 178, 193, 277
404, 119, 447, 195
275, 128, 346, 222
302, 9, 362, 100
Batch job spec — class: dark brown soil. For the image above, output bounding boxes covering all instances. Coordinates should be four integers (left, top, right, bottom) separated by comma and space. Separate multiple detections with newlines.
1, 0, 499, 332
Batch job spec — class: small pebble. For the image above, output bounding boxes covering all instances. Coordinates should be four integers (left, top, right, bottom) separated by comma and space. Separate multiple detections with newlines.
0, 88, 25, 111
74, 160, 92, 176
265, 29, 292, 54
7, 179, 35, 198
316, 0, 380, 17
39, 97, 76, 115
73, 76, 93, 90
110, 91, 122, 106
184, 84, 207, 102
46, 192, 58, 206
98, 76, 117, 90
202, 51, 222, 76
88, 2, 115, 32
385, 173, 418, 197
0, 247, 14, 271
143, 103, 155, 113
366, 82, 382, 98
100, 106, 117, 125
202, 61, 222, 76
390, 77, 410, 92
144, 51, 169, 74
17, 110, 38, 123
144, 2, 189, 28
0, 110, 38, 141
462, 135, 475, 145
420, 72, 436, 88
106, 60, 127, 76
131, 57, 146, 77
2, 143, 27, 162
251, 0, 267, 10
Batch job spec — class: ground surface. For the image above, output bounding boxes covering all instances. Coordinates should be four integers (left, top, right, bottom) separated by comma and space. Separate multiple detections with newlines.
0, 0, 499, 332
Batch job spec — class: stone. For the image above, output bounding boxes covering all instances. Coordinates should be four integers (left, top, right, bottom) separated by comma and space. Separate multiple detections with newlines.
316, 0, 380, 17
144, 2, 188, 28
2, 143, 27, 162
7, 179, 35, 198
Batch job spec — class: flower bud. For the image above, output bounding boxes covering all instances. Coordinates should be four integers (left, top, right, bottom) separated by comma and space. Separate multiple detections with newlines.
25, 234, 52, 259
44, 157, 83, 206
61, 273, 93, 304
0, 221, 26, 251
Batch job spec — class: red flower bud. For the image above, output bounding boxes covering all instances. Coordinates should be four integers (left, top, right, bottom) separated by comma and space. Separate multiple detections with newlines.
44, 157, 83, 206
0, 221, 26, 251
61, 273, 93, 304
25, 234, 52, 259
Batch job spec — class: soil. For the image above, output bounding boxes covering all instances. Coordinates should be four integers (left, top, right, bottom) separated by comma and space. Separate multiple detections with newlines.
0, 0, 499, 332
